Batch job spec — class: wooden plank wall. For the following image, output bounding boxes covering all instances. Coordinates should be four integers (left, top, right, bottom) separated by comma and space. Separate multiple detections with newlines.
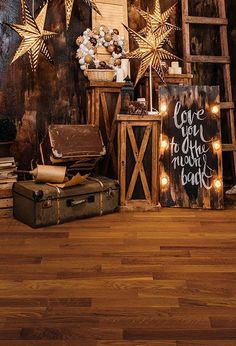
92, 0, 129, 42
0, 0, 90, 169
0, 0, 236, 178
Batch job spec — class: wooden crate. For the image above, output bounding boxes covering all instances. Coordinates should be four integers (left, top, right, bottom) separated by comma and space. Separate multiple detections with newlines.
117, 114, 161, 211
86, 81, 124, 177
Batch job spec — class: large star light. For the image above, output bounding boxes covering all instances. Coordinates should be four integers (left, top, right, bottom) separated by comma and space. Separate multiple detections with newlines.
65, 0, 101, 30
7, 0, 57, 72
123, 16, 181, 86
139, 0, 180, 48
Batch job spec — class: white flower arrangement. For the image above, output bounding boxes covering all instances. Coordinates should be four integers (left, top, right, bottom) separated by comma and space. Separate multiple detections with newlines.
76, 25, 127, 72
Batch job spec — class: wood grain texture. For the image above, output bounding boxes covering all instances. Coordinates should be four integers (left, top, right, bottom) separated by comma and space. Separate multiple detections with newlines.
0, 0, 90, 169
0, 208, 236, 344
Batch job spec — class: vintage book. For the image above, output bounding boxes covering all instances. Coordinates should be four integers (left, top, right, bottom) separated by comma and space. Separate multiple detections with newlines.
0, 157, 15, 167
0, 169, 17, 180
0, 182, 14, 190
0, 197, 13, 209
0, 183, 13, 198
0, 208, 13, 218
0, 157, 16, 218
0, 178, 17, 184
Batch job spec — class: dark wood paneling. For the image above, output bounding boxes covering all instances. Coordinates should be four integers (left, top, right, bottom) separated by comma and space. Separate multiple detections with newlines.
1, 0, 236, 179
0, 0, 90, 168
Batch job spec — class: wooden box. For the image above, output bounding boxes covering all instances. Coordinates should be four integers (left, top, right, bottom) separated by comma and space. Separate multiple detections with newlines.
117, 114, 161, 210
86, 81, 124, 177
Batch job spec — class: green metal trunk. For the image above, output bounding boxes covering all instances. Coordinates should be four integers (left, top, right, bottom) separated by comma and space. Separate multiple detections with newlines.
13, 177, 119, 228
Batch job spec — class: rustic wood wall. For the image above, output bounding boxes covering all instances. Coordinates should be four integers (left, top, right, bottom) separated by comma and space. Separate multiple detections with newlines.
0, 0, 235, 178
127, 0, 236, 182
0, 0, 90, 169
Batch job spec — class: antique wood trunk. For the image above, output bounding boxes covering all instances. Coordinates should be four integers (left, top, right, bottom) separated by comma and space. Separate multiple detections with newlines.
13, 177, 119, 228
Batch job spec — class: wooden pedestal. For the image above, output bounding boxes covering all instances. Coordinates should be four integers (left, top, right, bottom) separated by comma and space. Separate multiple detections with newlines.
86, 81, 124, 177
117, 114, 161, 211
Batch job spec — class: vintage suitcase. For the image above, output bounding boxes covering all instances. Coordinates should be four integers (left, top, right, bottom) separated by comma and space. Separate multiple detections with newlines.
13, 176, 119, 228
40, 125, 106, 170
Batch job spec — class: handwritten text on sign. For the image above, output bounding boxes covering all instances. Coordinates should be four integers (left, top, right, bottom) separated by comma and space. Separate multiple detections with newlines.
170, 101, 214, 189
159, 85, 223, 209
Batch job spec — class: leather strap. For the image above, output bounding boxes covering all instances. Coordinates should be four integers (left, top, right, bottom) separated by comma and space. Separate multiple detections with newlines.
88, 177, 104, 216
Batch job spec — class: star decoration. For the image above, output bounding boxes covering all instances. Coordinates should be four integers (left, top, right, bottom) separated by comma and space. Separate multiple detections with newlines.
139, 0, 180, 48
123, 16, 181, 86
7, 0, 57, 72
64, 0, 101, 30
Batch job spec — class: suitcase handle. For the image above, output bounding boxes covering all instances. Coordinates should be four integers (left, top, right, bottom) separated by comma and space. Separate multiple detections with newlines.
67, 195, 95, 207
67, 199, 86, 207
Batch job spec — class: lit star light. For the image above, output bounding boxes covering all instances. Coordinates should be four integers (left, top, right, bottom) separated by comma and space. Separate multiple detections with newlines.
139, 0, 180, 48
7, 0, 57, 72
64, 0, 101, 30
123, 16, 181, 86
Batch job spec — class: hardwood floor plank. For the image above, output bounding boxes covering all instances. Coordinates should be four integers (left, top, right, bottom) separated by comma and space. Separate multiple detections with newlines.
123, 328, 236, 340
0, 209, 235, 343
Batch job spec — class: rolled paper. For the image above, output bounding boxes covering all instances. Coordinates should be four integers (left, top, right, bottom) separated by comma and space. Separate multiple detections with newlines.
116, 68, 125, 82
121, 58, 130, 78
171, 61, 179, 68
168, 67, 174, 74
33, 165, 66, 183
48, 173, 89, 188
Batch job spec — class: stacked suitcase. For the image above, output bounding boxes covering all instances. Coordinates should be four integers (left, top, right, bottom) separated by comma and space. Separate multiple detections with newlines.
13, 125, 119, 227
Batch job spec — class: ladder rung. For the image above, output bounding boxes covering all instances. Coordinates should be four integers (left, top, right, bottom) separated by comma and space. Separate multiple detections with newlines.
222, 144, 236, 152
187, 55, 230, 63
221, 102, 235, 110
185, 16, 228, 25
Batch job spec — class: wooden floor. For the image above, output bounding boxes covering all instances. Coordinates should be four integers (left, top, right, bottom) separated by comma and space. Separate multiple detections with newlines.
0, 209, 236, 345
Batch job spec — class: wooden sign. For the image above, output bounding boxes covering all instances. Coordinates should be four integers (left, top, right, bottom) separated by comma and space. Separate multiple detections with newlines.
159, 85, 223, 209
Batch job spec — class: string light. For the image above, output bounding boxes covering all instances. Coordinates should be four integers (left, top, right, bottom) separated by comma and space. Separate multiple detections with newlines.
211, 105, 220, 115
161, 138, 169, 150
213, 179, 222, 191
160, 103, 168, 113
212, 140, 221, 151
161, 176, 169, 188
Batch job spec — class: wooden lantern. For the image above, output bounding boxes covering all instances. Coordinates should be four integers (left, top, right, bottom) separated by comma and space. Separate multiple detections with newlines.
120, 77, 135, 114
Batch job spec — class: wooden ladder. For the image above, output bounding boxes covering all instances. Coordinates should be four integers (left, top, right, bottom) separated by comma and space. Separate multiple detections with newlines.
181, 0, 236, 181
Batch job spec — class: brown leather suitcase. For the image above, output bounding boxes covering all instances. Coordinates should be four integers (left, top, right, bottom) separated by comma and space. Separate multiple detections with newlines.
40, 125, 106, 170
13, 176, 119, 228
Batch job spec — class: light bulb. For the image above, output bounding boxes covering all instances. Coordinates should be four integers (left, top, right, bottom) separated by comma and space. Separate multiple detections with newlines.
211, 105, 220, 115
161, 176, 169, 187
213, 179, 222, 190
161, 139, 169, 150
213, 140, 221, 151
160, 103, 167, 113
